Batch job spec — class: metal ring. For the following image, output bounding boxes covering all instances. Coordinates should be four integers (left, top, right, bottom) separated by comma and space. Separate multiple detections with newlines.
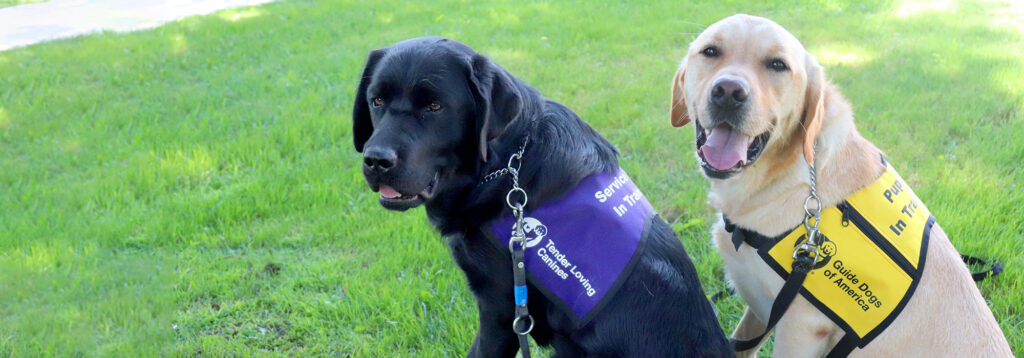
512, 315, 534, 335
803, 195, 822, 218
507, 153, 522, 172
506, 187, 528, 208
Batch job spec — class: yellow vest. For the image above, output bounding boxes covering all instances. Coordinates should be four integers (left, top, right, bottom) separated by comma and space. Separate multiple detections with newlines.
729, 160, 933, 348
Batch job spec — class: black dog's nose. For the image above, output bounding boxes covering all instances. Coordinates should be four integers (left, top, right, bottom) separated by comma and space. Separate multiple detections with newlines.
363, 146, 397, 173
710, 77, 749, 109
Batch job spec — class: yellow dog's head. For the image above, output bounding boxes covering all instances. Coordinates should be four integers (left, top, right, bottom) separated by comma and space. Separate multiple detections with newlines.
671, 14, 825, 180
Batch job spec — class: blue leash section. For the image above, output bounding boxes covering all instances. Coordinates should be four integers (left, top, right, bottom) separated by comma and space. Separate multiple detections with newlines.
514, 285, 528, 306
511, 242, 532, 358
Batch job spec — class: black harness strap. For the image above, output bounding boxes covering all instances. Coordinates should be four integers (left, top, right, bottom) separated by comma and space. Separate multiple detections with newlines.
826, 334, 859, 358
724, 217, 778, 251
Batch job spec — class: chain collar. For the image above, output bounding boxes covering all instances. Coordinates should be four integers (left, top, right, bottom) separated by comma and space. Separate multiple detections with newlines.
479, 135, 530, 185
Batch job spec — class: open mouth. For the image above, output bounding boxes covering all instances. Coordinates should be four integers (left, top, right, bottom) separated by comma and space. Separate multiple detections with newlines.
375, 172, 440, 210
695, 121, 769, 179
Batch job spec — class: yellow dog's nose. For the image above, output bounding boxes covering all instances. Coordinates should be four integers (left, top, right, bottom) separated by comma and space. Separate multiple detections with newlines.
711, 76, 749, 109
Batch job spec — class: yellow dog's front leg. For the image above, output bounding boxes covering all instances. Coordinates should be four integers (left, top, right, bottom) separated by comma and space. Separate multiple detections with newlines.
769, 299, 841, 358
732, 306, 769, 358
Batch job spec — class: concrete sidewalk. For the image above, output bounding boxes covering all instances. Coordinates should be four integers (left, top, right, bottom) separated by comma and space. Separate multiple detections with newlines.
0, 0, 275, 52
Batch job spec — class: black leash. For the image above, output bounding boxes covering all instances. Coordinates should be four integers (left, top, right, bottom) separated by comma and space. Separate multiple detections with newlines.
511, 238, 533, 357
506, 145, 534, 358
730, 252, 816, 351
483, 131, 534, 358
962, 254, 1003, 282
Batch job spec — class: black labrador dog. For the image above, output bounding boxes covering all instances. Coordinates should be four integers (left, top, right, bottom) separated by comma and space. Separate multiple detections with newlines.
353, 37, 731, 357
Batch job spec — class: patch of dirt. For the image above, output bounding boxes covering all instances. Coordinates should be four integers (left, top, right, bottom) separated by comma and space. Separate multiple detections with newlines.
262, 262, 281, 277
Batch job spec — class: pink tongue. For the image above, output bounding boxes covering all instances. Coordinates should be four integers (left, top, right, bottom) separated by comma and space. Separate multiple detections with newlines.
701, 127, 750, 170
379, 185, 402, 199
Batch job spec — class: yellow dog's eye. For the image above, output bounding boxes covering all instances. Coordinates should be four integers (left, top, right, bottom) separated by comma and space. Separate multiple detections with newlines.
701, 46, 720, 58
769, 59, 788, 72
427, 102, 442, 112
372, 97, 384, 107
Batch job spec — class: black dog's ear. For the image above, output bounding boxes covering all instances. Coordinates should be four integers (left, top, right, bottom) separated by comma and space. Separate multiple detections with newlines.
353, 49, 386, 152
468, 54, 523, 162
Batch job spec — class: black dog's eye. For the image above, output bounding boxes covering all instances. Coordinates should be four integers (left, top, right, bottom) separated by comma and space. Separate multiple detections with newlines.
768, 59, 788, 72
372, 97, 384, 107
701, 46, 720, 58
427, 102, 442, 112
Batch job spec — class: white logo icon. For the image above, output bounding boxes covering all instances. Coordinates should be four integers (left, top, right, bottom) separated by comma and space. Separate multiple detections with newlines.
513, 217, 547, 248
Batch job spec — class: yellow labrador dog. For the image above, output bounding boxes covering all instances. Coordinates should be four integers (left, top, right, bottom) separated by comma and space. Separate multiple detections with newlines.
670, 14, 1012, 357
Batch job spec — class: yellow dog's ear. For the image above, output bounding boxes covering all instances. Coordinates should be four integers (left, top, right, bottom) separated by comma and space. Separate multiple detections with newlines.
670, 64, 690, 127
802, 53, 825, 165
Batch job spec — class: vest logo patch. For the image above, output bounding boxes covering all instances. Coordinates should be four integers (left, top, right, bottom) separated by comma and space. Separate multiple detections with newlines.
517, 217, 547, 248
794, 233, 838, 269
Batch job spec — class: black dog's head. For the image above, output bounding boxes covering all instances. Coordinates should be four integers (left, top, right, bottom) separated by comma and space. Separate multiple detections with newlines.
353, 37, 524, 211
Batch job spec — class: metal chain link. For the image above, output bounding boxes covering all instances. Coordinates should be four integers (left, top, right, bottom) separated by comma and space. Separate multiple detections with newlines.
480, 136, 530, 185
480, 167, 509, 184
794, 142, 823, 261
505, 136, 530, 253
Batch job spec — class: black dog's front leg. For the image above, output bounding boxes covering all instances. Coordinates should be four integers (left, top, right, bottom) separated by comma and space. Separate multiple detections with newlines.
466, 301, 519, 358
450, 233, 521, 358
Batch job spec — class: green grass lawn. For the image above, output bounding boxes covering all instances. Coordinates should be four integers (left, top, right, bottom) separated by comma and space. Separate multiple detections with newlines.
0, 0, 46, 8
0, 0, 1021, 356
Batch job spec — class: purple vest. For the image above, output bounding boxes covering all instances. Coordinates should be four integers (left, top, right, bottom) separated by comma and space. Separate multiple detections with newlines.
484, 168, 655, 326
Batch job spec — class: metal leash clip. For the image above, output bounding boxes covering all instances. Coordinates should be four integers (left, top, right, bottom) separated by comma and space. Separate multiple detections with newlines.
509, 202, 527, 253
